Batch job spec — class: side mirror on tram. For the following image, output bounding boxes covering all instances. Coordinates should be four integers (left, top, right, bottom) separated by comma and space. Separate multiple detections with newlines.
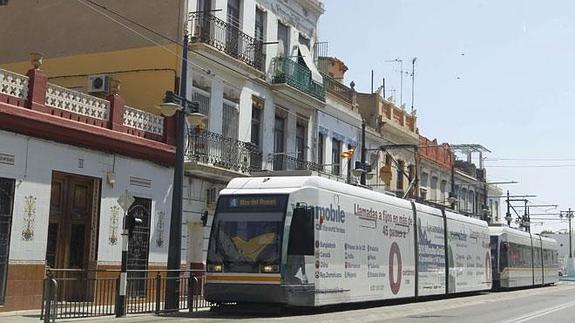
288, 206, 314, 256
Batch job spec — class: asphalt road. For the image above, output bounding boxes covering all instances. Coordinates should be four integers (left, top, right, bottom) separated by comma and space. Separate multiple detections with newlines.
4, 282, 575, 323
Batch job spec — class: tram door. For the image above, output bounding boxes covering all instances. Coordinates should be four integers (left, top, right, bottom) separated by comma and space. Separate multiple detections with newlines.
127, 197, 151, 297
0, 177, 15, 305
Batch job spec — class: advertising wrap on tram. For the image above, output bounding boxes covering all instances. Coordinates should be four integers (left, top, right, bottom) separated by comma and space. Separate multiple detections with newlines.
307, 188, 416, 305
415, 204, 446, 296
205, 176, 496, 307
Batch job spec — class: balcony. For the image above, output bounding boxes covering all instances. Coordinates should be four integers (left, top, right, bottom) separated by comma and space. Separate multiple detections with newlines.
189, 13, 264, 73
271, 57, 326, 103
324, 76, 353, 104
268, 153, 345, 181
0, 67, 175, 165
186, 129, 262, 180
270, 153, 322, 172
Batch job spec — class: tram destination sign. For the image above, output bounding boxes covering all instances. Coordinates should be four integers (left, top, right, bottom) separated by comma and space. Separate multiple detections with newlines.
220, 194, 288, 212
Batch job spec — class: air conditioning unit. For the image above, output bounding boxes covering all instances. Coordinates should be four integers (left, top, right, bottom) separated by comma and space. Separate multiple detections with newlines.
88, 74, 110, 93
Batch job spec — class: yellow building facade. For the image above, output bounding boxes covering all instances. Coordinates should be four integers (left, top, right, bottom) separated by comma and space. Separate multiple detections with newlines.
1, 44, 181, 114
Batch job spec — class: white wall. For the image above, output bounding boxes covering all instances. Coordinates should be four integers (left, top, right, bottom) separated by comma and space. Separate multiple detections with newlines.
318, 108, 360, 176
0, 130, 174, 266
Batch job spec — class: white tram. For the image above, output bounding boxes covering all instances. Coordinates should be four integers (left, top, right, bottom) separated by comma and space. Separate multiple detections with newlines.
490, 226, 559, 289
205, 176, 494, 307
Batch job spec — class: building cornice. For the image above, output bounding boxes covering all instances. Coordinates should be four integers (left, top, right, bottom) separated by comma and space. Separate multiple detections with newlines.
301, 0, 325, 15
0, 102, 175, 166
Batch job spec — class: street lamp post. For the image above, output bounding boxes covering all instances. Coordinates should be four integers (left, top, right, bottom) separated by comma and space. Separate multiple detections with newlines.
161, 32, 206, 311
161, 89, 205, 310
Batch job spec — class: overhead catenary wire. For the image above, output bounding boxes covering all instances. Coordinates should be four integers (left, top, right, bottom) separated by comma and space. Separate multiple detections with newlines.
73, 0, 427, 156
486, 164, 575, 168
75, 0, 210, 74
80, 0, 184, 45
486, 157, 575, 161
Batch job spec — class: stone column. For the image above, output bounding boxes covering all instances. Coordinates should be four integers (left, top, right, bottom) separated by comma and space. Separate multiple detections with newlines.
26, 52, 48, 113
106, 79, 125, 132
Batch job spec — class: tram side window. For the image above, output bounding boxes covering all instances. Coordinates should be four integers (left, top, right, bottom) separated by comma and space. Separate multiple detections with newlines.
288, 206, 314, 256
543, 249, 555, 267
503, 242, 533, 268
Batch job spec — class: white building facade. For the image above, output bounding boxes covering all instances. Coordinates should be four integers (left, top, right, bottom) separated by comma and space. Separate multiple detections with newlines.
183, 0, 331, 267
0, 66, 175, 310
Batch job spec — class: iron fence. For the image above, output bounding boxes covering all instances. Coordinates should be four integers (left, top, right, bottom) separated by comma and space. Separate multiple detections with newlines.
41, 269, 210, 322
188, 129, 263, 174
189, 12, 265, 71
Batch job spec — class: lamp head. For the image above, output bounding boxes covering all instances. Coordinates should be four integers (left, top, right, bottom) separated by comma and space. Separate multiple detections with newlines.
187, 112, 207, 127
159, 102, 180, 117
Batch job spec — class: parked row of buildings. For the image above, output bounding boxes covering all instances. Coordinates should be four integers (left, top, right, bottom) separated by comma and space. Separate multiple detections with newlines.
0, 0, 502, 311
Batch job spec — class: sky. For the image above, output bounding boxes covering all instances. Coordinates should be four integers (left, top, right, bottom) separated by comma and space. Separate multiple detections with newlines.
319, 0, 575, 233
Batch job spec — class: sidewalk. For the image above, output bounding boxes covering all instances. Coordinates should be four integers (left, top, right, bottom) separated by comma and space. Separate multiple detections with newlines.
0, 311, 185, 323
0, 308, 211, 323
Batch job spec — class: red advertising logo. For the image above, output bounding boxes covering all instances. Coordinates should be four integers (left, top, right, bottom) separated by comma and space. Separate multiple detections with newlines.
389, 242, 402, 295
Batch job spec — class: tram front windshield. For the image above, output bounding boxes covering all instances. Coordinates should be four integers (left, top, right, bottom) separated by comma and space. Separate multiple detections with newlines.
207, 195, 288, 273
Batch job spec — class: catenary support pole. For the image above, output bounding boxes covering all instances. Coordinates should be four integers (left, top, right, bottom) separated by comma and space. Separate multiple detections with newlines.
570, 208, 573, 258
360, 119, 367, 185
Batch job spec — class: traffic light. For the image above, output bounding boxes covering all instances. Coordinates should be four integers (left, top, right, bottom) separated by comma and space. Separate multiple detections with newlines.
341, 149, 355, 159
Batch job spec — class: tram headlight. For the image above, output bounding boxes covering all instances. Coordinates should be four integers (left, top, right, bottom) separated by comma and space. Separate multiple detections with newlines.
208, 263, 223, 272
261, 264, 279, 273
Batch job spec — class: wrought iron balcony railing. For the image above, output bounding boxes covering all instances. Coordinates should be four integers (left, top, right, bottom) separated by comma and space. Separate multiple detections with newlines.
271, 57, 326, 102
189, 13, 265, 72
270, 153, 322, 172
187, 129, 262, 174
269, 153, 347, 181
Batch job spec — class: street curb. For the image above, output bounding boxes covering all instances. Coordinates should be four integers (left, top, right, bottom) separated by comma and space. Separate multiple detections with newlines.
0, 309, 41, 317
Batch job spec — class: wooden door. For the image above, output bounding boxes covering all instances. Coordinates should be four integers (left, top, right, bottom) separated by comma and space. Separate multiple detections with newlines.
0, 177, 15, 305
46, 173, 96, 300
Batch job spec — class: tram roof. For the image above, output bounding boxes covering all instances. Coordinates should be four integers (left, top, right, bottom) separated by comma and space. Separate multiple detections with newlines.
223, 176, 414, 208
488, 226, 558, 246
224, 176, 488, 228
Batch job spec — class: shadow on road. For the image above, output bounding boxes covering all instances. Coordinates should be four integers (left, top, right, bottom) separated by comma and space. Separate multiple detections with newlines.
159, 292, 490, 320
